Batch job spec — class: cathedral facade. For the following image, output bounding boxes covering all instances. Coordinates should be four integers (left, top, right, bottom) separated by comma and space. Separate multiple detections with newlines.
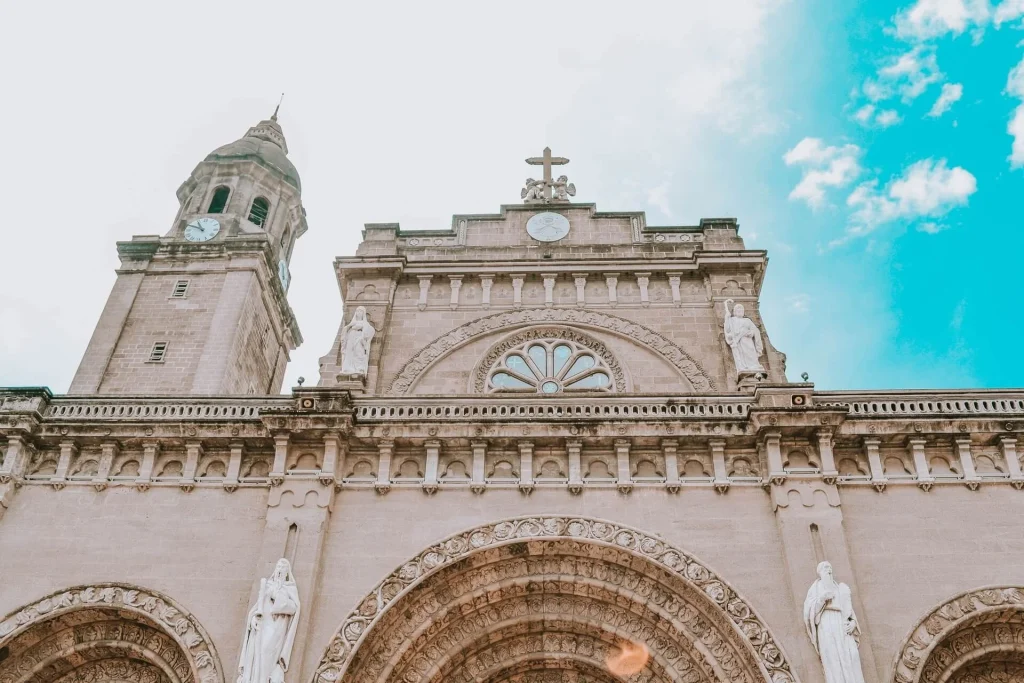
1, 116, 1023, 683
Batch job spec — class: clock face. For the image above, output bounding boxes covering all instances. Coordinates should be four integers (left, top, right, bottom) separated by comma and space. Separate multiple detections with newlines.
526, 212, 570, 242
184, 217, 221, 242
278, 259, 290, 290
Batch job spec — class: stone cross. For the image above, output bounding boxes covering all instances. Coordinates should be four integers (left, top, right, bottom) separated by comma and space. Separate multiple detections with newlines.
524, 147, 570, 202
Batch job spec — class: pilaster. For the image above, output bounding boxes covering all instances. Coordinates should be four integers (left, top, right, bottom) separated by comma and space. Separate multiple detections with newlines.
769, 478, 881, 683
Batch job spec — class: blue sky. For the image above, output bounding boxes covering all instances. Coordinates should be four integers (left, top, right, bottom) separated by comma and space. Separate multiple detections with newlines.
0, 0, 1021, 392
754, 0, 1024, 389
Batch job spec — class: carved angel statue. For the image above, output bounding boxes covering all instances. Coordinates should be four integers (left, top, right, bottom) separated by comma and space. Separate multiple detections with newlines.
803, 561, 866, 683
723, 299, 765, 373
237, 558, 301, 683
521, 178, 546, 202
551, 175, 576, 201
340, 306, 376, 376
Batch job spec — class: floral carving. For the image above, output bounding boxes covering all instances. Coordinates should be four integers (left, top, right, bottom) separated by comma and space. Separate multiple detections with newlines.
314, 516, 793, 683
0, 583, 224, 683
892, 586, 1024, 683
386, 309, 714, 395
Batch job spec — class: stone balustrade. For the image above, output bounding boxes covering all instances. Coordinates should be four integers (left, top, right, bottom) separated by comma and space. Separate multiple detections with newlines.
2, 387, 1022, 495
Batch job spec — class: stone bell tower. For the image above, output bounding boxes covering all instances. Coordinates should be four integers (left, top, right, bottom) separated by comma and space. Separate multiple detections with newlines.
69, 111, 306, 396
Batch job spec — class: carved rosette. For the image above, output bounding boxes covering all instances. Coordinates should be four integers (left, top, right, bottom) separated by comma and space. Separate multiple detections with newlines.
0, 583, 224, 683
387, 308, 715, 395
313, 515, 795, 683
892, 586, 1024, 683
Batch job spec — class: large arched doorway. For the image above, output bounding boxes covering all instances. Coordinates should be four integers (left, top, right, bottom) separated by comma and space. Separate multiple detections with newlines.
315, 516, 796, 683
0, 583, 224, 683
892, 586, 1024, 683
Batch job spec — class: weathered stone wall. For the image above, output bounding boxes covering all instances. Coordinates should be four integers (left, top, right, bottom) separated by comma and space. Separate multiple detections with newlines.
2, 452, 1023, 683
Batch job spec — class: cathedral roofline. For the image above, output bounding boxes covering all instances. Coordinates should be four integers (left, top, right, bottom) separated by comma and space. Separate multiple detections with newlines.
360, 206, 739, 239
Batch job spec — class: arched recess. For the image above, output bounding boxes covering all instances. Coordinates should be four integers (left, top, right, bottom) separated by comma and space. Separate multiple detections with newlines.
0, 583, 224, 683
314, 516, 796, 683
891, 586, 1024, 683
387, 309, 715, 395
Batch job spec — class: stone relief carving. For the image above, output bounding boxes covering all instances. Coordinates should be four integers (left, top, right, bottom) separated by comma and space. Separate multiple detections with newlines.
892, 586, 1024, 683
50, 659, 168, 683
804, 561, 866, 683
723, 299, 766, 375
387, 309, 714, 395
237, 559, 300, 683
0, 611, 189, 683
0, 583, 224, 683
339, 306, 376, 377
313, 515, 794, 683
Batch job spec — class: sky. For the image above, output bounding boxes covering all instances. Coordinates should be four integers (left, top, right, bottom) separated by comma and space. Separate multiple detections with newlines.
1, 0, 1022, 393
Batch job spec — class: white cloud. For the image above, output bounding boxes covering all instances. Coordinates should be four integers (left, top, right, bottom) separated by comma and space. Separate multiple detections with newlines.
876, 109, 904, 126
894, 0, 991, 40
646, 181, 673, 217
853, 104, 876, 124
784, 138, 862, 208
927, 82, 963, 116
853, 47, 943, 124
994, 0, 1024, 26
877, 47, 943, 101
1008, 55, 1024, 167
917, 221, 946, 233
845, 159, 977, 239
786, 293, 811, 313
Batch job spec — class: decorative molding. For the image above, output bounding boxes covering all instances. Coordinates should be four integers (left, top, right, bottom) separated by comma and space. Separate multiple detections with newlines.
0, 583, 224, 683
386, 308, 715, 395
313, 515, 795, 683
891, 586, 1024, 683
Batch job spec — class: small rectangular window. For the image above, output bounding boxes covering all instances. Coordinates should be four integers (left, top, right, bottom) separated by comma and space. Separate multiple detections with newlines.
171, 280, 190, 298
149, 342, 168, 363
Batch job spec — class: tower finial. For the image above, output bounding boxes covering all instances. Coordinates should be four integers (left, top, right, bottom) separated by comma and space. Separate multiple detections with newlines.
272, 93, 285, 121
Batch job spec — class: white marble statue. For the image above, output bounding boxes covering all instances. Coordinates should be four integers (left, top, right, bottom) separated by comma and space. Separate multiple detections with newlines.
237, 558, 301, 683
521, 178, 545, 202
339, 306, 376, 376
723, 299, 765, 373
803, 561, 866, 683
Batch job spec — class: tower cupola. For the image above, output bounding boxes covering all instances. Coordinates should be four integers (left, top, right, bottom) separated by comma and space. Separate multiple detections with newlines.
172, 111, 308, 276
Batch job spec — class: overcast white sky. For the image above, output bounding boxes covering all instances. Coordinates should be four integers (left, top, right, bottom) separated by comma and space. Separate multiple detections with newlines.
1, 0, 822, 392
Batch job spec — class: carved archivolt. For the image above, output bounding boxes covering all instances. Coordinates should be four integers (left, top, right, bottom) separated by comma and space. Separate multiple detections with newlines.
314, 516, 794, 683
386, 309, 715, 394
892, 586, 1024, 683
0, 583, 224, 683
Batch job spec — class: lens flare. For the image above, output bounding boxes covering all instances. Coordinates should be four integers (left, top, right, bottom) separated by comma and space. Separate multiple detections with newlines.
605, 640, 650, 676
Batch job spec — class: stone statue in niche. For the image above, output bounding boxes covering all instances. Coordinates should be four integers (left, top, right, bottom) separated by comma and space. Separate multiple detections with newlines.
237, 558, 301, 683
723, 299, 766, 374
340, 306, 376, 376
803, 561, 866, 683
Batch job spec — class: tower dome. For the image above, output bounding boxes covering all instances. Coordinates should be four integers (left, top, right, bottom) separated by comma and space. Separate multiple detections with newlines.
204, 113, 300, 190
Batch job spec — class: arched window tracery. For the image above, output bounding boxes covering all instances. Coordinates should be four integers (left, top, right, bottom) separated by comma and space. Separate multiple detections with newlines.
487, 338, 613, 393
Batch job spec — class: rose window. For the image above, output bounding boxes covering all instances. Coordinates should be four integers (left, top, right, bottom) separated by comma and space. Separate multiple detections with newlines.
487, 339, 613, 393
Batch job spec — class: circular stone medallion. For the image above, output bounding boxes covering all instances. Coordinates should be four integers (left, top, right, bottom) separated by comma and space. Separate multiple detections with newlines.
526, 212, 570, 242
